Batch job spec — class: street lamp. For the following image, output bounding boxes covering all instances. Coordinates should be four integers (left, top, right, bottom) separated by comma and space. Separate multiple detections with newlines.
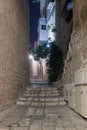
29, 54, 33, 59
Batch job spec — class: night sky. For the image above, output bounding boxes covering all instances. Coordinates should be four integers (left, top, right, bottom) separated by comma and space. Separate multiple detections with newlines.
29, 0, 40, 47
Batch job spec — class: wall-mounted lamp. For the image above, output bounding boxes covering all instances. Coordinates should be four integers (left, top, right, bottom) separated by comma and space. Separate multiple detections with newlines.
29, 54, 33, 59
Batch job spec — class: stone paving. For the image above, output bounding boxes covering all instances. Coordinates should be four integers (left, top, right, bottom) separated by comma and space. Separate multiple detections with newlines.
0, 84, 87, 130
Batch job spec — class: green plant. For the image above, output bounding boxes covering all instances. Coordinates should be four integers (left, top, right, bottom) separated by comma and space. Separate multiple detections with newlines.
51, 26, 56, 32
34, 42, 50, 60
47, 25, 51, 30
46, 42, 64, 84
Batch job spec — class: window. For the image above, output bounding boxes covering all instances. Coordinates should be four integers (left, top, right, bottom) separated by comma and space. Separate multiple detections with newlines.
41, 25, 46, 30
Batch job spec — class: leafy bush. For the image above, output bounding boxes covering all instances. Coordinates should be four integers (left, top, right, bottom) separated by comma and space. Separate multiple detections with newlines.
34, 42, 50, 60
46, 42, 64, 84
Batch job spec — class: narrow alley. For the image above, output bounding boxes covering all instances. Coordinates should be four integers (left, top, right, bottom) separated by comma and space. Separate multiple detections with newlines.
0, 83, 87, 130
0, 0, 87, 130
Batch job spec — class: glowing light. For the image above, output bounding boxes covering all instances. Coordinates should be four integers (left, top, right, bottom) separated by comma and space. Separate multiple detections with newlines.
29, 54, 33, 59
47, 44, 50, 48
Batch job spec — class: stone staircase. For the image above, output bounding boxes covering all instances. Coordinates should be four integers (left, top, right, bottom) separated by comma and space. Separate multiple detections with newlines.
17, 84, 66, 107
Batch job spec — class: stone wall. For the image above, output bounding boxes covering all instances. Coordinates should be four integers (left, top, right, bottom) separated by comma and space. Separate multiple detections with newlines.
63, 0, 87, 84
0, 0, 29, 110
56, 0, 73, 57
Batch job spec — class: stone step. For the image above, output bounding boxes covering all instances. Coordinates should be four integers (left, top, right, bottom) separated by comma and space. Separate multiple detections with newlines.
17, 100, 66, 106
31, 102, 58, 107
18, 97, 59, 102
24, 93, 60, 97
27, 87, 58, 91
41, 88, 58, 91
23, 95, 58, 98
25, 90, 59, 94
30, 81, 49, 85
39, 93, 59, 96
17, 97, 66, 106
17, 86, 66, 107
18, 97, 65, 102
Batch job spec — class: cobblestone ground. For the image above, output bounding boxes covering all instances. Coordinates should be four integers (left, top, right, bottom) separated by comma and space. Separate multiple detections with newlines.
0, 84, 87, 130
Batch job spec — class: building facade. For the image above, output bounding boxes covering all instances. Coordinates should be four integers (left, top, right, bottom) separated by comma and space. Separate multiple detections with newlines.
38, 18, 48, 45
47, 1, 56, 42
40, 0, 46, 17
0, 0, 29, 111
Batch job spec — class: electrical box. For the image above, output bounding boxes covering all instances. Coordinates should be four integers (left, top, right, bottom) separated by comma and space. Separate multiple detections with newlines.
68, 84, 76, 109
75, 68, 87, 118
75, 85, 87, 118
